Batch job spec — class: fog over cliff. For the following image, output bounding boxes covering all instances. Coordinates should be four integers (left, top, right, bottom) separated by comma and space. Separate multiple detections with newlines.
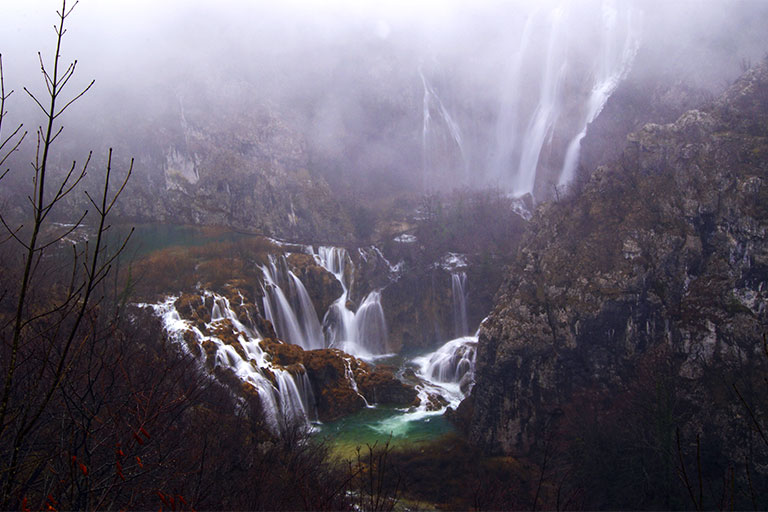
3, 0, 768, 203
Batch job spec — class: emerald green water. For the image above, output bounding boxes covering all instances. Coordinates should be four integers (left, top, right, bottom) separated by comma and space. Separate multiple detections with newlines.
115, 223, 249, 259
316, 405, 455, 459
118, 223, 458, 457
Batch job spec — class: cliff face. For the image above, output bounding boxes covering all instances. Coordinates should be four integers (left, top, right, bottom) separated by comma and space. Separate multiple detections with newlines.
123, 93, 354, 243
464, 62, 768, 456
13, 81, 356, 244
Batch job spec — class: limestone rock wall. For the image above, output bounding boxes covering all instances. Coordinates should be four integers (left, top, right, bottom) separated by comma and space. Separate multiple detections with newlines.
464, 62, 768, 457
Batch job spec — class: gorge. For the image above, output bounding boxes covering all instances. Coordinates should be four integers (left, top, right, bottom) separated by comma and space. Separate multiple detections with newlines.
1, 0, 768, 509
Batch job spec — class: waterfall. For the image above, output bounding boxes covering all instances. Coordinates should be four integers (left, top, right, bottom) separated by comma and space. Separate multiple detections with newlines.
420, 69, 469, 191
312, 245, 351, 289
142, 294, 318, 434
451, 272, 469, 337
275, 370, 314, 428
513, 6, 567, 197
354, 290, 389, 356
418, 336, 477, 387
310, 246, 392, 359
324, 287, 390, 359
412, 335, 478, 413
558, 0, 641, 187
343, 356, 371, 407
489, 9, 538, 186
287, 272, 325, 350
409, 1, 643, 198
260, 255, 324, 350
143, 244, 400, 435
208, 291, 259, 338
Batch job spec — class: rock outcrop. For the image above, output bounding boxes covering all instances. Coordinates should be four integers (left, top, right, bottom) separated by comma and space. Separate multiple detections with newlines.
261, 338, 417, 422
464, 62, 768, 458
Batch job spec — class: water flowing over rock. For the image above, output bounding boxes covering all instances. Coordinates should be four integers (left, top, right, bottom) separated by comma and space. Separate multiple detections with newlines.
307, 246, 394, 358
416, 336, 477, 397
142, 293, 318, 433
420, 69, 469, 190
260, 255, 325, 351
558, 0, 641, 186
140, 286, 418, 431
451, 272, 469, 338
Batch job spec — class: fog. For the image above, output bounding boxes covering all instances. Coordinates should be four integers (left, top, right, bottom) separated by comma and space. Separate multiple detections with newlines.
2, 0, 768, 202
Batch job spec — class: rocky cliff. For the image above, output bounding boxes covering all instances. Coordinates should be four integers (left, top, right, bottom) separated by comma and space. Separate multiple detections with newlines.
463, 61, 768, 463
3, 81, 357, 245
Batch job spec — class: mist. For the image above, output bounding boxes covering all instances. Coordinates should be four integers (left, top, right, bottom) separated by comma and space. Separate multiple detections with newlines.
2, 0, 768, 203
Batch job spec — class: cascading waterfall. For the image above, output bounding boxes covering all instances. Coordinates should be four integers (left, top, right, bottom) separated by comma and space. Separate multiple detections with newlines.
451, 272, 469, 338
208, 291, 259, 338
409, 335, 478, 418
260, 255, 324, 350
142, 294, 317, 434
513, 6, 568, 197
417, 336, 477, 391
144, 245, 481, 442
367, 335, 478, 437
558, 0, 641, 187
312, 246, 350, 288
309, 246, 392, 359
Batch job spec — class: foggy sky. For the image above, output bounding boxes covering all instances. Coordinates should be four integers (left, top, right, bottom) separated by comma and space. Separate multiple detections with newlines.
2, 0, 768, 199
5, 0, 765, 100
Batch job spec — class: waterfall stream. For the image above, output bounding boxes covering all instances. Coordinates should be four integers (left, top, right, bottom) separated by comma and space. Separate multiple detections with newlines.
451, 272, 469, 338
558, 0, 641, 186
143, 294, 317, 434
309, 246, 392, 359
419, 0, 642, 198
143, 245, 480, 444
420, 69, 469, 190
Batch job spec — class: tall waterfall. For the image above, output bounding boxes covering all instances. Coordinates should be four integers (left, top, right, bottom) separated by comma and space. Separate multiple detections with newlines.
513, 6, 568, 196
420, 69, 469, 191
558, 0, 641, 186
420, 0, 642, 198
451, 272, 469, 338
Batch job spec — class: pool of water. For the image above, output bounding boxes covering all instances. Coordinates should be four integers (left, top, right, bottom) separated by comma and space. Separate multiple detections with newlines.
116, 223, 249, 258
315, 404, 455, 459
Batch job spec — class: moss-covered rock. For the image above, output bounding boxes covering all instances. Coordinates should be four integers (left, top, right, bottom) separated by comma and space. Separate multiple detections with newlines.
357, 365, 419, 407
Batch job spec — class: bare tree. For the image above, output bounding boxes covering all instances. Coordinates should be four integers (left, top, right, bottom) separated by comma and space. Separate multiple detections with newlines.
0, 1, 133, 507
